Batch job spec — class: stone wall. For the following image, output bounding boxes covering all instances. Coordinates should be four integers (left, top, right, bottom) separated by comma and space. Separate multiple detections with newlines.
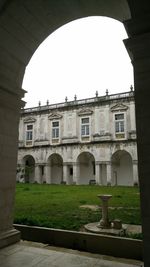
17, 91, 138, 186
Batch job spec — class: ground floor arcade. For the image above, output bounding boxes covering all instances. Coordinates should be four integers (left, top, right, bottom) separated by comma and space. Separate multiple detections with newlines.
17, 142, 138, 186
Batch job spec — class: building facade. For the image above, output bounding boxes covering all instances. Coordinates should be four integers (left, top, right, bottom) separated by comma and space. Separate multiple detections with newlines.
17, 90, 138, 186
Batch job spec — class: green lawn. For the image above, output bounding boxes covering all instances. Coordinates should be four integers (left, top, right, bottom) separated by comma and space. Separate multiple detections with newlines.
14, 184, 141, 233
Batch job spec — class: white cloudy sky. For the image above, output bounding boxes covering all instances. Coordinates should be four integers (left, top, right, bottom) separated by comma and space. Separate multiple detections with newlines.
22, 16, 133, 108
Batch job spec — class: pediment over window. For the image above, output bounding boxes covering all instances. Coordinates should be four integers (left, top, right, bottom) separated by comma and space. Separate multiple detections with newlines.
48, 113, 62, 120
23, 117, 36, 123
77, 108, 93, 116
111, 103, 128, 112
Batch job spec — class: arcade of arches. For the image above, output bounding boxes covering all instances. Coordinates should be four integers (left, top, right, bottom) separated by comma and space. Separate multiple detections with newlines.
1, 1, 150, 265
18, 150, 136, 186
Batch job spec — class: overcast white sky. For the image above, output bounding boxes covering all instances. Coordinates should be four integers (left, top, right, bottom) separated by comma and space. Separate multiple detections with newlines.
22, 16, 133, 108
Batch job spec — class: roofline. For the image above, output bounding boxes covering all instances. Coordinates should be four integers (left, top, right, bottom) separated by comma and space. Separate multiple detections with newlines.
21, 90, 134, 115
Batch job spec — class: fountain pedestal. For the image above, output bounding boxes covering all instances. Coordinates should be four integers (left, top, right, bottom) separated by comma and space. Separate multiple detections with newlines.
97, 194, 112, 228
84, 194, 126, 236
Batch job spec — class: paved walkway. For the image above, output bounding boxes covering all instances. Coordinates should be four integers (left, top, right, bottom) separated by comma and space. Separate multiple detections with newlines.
0, 241, 143, 267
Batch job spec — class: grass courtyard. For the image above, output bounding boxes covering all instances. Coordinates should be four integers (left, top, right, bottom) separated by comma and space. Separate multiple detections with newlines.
14, 184, 141, 236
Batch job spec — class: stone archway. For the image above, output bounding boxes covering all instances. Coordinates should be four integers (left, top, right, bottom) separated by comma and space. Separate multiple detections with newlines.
0, 1, 132, 241
47, 153, 63, 184
1, 1, 150, 264
112, 150, 133, 186
22, 155, 35, 183
77, 152, 95, 184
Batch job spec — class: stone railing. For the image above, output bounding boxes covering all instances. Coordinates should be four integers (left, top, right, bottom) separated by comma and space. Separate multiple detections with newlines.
21, 91, 134, 114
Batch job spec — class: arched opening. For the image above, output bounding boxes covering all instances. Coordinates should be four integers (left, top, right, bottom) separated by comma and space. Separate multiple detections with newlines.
111, 150, 133, 186
23, 16, 132, 107
22, 155, 35, 183
77, 152, 95, 184
2, 1, 150, 262
47, 153, 63, 184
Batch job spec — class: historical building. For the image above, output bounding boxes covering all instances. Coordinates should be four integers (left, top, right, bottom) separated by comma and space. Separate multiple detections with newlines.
1, 2, 150, 263
17, 89, 138, 186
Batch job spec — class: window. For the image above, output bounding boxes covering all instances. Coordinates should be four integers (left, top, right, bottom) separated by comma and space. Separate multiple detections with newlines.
52, 121, 59, 139
25, 124, 33, 145
115, 113, 125, 138
26, 125, 33, 140
115, 114, 124, 133
81, 117, 90, 136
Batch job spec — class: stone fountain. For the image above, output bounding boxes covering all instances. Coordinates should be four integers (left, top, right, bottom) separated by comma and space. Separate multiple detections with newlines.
84, 194, 125, 236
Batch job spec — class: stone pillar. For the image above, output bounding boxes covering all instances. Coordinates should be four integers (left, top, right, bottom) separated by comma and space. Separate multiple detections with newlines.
130, 101, 136, 131
63, 164, 68, 184
95, 163, 101, 185
106, 162, 112, 186
35, 164, 41, 183
45, 164, 51, 184
132, 160, 139, 186
73, 163, 80, 185
42, 164, 46, 183
124, 22, 150, 266
0, 87, 23, 248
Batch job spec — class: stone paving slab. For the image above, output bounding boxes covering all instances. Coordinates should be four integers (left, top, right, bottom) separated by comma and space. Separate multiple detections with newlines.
0, 241, 143, 267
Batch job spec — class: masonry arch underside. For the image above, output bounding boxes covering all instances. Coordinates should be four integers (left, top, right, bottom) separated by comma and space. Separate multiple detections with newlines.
0, 0, 132, 99
77, 152, 95, 185
22, 155, 35, 183
111, 150, 133, 186
47, 154, 63, 184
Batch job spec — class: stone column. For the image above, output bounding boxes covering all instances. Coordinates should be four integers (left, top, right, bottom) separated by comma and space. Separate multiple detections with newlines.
42, 164, 46, 183
63, 164, 68, 184
95, 163, 101, 185
130, 101, 136, 131
73, 163, 80, 185
35, 164, 41, 183
45, 164, 51, 184
132, 160, 139, 186
124, 21, 150, 266
0, 87, 24, 248
106, 162, 112, 186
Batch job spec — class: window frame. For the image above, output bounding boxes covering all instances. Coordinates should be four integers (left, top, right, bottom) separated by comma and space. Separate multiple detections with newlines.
81, 117, 90, 137
114, 112, 126, 139
52, 120, 60, 139
25, 123, 34, 146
